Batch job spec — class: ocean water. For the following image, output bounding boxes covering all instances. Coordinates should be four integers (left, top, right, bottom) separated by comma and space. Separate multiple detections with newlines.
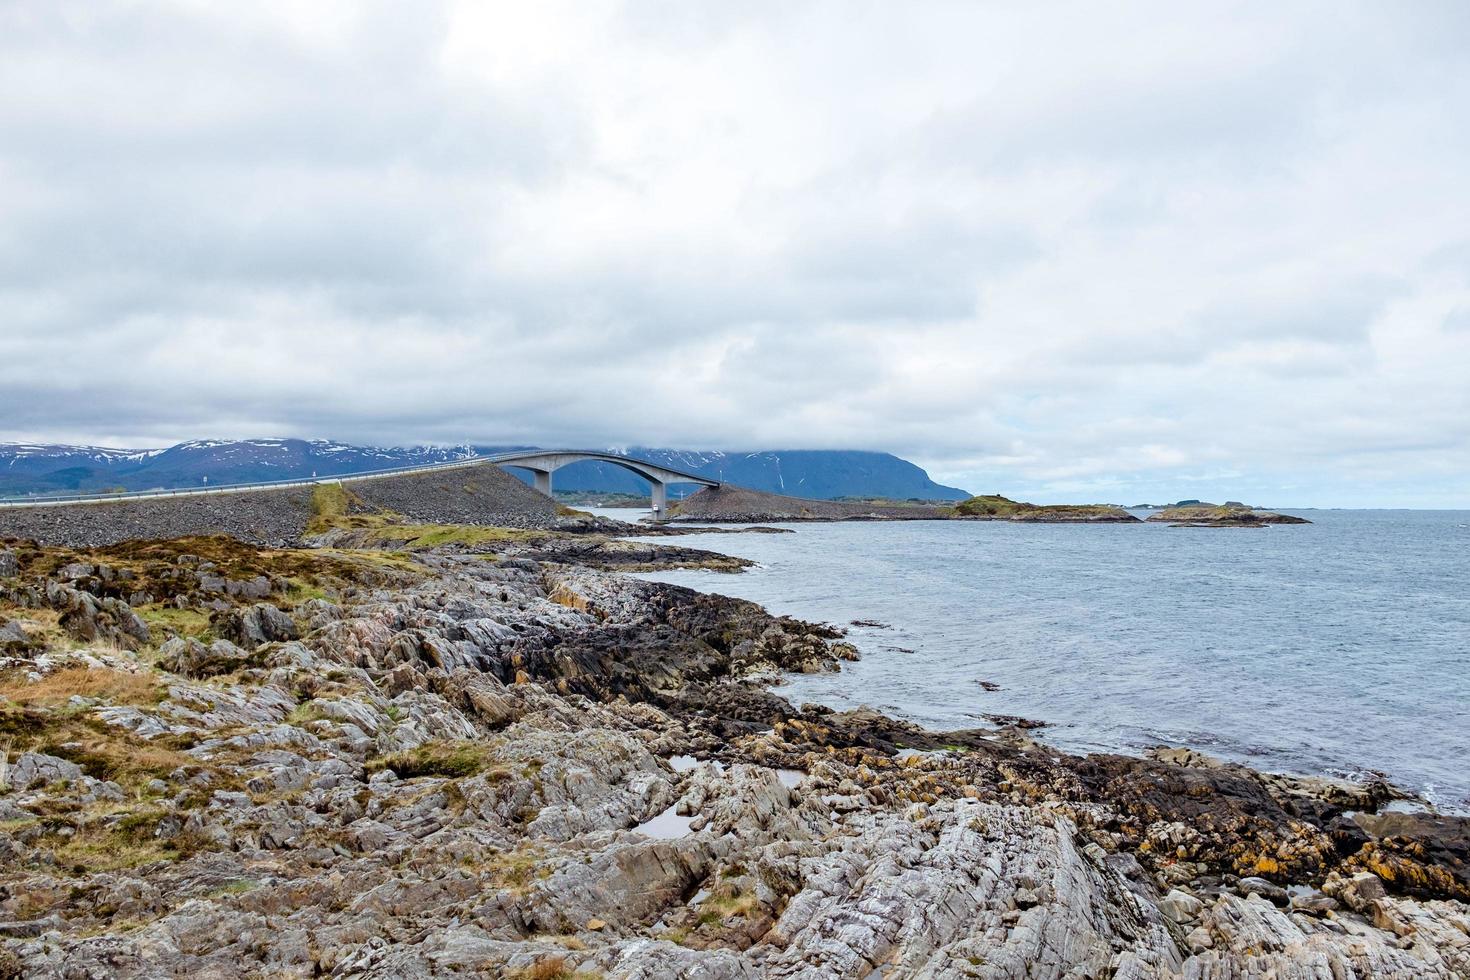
598, 509, 1470, 812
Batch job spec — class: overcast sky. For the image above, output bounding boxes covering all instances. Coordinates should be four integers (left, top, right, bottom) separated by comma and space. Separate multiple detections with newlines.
2, 2, 1468, 506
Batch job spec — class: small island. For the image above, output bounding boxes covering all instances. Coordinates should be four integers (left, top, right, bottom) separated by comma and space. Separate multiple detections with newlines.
952, 495, 1139, 522
1147, 502, 1312, 526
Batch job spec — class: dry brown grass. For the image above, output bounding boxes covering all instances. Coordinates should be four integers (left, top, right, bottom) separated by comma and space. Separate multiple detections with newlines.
38, 732, 196, 787
505, 956, 601, 980
39, 805, 210, 874
0, 666, 163, 708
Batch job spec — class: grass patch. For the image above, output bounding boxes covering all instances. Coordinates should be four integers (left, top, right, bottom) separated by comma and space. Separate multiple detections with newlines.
35, 734, 195, 787
0, 666, 163, 708
286, 701, 330, 727
304, 485, 554, 552
696, 886, 759, 925
361, 524, 549, 550
366, 741, 502, 779
952, 495, 1127, 520
0, 604, 68, 648
505, 956, 601, 980
39, 806, 208, 874
137, 604, 213, 641
0, 701, 199, 790
283, 578, 329, 603
205, 879, 258, 899
463, 844, 554, 896
307, 482, 355, 533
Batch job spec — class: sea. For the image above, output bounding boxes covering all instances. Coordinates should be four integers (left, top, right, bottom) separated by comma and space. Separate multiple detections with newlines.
589, 508, 1470, 813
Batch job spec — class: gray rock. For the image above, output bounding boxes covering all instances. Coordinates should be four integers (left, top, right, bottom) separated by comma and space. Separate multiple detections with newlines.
0, 619, 31, 651
159, 637, 254, 678
1288, 887, 1339, 914
1323, 870, 1388, 912
0, 548, 17, 578
1160, 887, 1205, 924
215, 603, 299, 648
1237, 875, 1288, 902
7, 752, 83, 791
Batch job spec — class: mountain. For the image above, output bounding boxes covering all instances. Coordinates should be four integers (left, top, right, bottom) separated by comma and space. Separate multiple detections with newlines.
0, 440, 969, 501
0, 440, 495, 496
532, 449, 970, 500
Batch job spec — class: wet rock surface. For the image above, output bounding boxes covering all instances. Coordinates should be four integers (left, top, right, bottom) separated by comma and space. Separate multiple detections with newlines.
0, 530, 1465, 978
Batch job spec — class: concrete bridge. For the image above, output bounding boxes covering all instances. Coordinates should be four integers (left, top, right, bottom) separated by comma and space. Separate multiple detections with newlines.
492, 450, 718, 519
0, 449, 720, 521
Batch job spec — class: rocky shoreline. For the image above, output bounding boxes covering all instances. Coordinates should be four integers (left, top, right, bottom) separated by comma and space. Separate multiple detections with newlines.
1, 523, 1466, 978
1145, 504, 1313, 527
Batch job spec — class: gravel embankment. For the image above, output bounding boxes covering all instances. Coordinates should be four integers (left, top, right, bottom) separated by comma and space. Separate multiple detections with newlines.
0, 487, 316, 548
0, 463, 561, 547
344, 463, 558, 529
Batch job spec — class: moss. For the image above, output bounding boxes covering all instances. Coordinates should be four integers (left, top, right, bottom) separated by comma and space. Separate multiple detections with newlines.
366, 741, 503, 779
283, 578, 329, 603
361, 523, 550, 550
306, 486, 551, 552
137, 604, 213, 640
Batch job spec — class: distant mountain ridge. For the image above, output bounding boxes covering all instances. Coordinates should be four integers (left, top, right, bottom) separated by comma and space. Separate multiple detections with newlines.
0, 440, 969, 501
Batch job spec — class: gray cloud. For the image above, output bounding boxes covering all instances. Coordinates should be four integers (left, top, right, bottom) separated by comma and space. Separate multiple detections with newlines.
2, 2, 1469, 506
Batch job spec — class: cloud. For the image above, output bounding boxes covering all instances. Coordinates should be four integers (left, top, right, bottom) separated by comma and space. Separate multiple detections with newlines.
1, 1, 1468, 506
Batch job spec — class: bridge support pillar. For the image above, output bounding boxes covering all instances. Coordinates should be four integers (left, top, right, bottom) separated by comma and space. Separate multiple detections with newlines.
533, 470, 552, 496
651, 480, 668, 521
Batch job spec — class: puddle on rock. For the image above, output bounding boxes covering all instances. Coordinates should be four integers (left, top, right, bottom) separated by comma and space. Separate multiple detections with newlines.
634, 804, 695, 840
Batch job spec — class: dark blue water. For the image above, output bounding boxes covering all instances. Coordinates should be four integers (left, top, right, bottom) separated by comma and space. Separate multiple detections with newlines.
610, 510, 1470, 812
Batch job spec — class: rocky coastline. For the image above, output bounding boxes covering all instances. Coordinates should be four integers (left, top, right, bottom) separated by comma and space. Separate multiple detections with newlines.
1146, 504, 1312, 527
1, 519, 1466, 978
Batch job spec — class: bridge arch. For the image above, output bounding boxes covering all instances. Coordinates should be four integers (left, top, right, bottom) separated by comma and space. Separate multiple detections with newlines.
488, 450, 718, 519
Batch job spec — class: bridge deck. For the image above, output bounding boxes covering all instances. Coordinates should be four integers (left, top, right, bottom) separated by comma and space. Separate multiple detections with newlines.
0, 449, 718, 509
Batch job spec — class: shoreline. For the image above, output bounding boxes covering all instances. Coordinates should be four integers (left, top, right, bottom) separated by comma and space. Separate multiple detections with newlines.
618, 514, 1464, 817
1, 526, 1467, 976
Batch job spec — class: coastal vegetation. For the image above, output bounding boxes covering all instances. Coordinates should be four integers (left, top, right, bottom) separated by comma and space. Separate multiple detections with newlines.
307, 482, 551, 549
1148, 502, 1311, 525
0, 508, 1463, 975
951, 494, 1136, 521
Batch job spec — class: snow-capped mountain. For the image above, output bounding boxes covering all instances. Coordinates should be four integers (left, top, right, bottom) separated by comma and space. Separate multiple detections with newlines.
544, 449, 969, 500
0, 440, 969, 501
0, 439, 497, 496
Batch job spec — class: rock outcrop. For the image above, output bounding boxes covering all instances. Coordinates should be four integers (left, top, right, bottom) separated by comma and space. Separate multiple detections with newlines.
953, 494, 1139, 522
1147, 504, 1311, 526
0, 531, 1464, 978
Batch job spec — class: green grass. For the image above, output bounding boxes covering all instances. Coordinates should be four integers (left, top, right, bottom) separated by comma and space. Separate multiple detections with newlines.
360, 524, 549, 550
307, 482, 551, 551
137, 604, 213, 640
306, 482, 356, 534
366, 741, 505, 779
